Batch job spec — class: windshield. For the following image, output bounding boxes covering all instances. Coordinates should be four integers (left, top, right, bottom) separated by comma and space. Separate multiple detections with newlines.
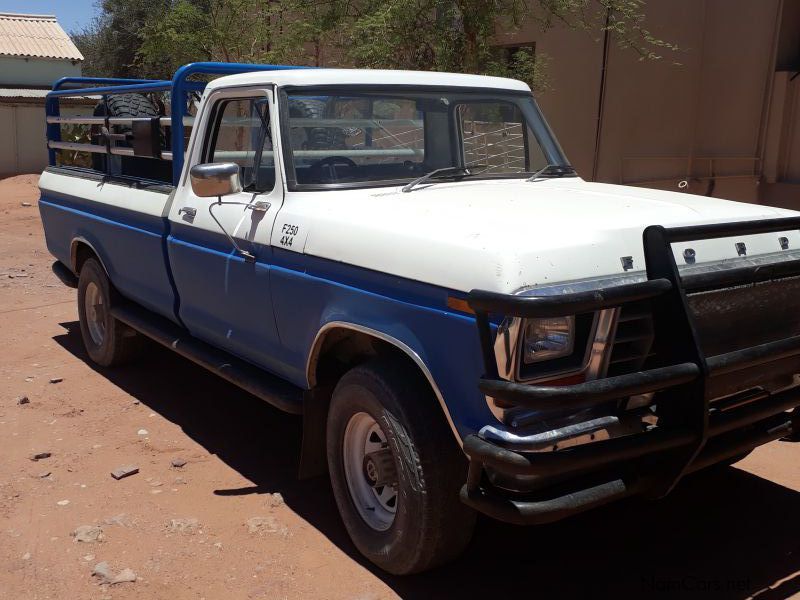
281, 87, 572, 189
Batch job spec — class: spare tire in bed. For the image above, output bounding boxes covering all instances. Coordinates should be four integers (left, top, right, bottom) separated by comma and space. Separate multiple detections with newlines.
91, 93, 172, 183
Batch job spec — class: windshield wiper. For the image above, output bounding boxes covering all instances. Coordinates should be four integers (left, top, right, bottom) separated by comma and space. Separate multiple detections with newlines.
526, 164, 576, 182
402, 166, 471, 193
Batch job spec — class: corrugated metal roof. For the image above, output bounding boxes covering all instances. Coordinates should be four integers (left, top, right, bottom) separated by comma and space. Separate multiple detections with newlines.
0, 13, 83, 61
0, 88, 98, 103
0, 88, 49, 98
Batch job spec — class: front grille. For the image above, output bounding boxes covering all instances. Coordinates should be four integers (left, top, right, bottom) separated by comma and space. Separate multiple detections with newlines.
688, 276, 800, 357
605, 277, 800, 396
606, 302, 655, 377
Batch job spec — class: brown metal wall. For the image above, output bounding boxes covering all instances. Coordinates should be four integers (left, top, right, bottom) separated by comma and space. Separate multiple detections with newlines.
498, 0, 800, 207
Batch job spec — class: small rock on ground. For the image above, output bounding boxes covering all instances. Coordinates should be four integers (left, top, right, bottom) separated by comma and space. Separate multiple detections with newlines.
137, 429, 148, 436
92, 562, 137, 585
114, 568, 137, 584
31, 452, 51, 461
16, 395, 30, 405
267, 492, 284, 508
103, 513, 134, 527
170, 458, 187, 468
49, 377, 63, 384
72, 525, 104, 543
245, 516, 288, 537
110, 465, 139, 480
167, 518, 199, 534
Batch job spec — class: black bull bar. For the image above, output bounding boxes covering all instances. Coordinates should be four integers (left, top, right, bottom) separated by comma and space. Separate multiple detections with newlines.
462, 218, 800, 525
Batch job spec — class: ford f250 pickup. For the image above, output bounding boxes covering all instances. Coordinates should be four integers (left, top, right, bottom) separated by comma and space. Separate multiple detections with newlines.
40, 62, 800, 574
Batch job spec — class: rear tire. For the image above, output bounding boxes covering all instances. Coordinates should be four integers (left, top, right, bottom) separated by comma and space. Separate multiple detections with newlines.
326, 359, 475, 574
77, 258, 143, 367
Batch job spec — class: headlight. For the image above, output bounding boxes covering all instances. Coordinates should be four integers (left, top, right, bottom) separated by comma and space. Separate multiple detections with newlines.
522, 316, 575, 363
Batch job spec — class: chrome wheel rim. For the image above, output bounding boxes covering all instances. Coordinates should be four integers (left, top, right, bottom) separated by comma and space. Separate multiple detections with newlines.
342, 412, 398, 531
84, 281, 106, 346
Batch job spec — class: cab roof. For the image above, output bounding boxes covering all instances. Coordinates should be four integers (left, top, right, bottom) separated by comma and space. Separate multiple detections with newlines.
205, 68, 531, 93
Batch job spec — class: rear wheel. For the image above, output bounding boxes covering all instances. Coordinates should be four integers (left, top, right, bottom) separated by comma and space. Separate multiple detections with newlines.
77, 258, 143, 367
326, 359, 475, 574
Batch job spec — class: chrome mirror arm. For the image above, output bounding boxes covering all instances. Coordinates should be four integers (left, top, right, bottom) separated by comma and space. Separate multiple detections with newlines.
207, 196, 266, 263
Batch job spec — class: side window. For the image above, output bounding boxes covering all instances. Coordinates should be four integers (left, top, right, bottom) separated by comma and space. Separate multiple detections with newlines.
457, 102, 546, 174
206, 97, 274, 192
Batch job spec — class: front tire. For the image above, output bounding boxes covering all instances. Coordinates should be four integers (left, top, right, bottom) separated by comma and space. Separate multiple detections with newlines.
326, 359, 475, 574
77, 258, 142, 367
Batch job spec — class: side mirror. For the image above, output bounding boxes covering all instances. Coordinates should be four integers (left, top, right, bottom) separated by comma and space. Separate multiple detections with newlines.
189, 162, 242, 198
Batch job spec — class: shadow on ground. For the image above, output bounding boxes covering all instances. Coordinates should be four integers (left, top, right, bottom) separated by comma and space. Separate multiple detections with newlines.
55, 321, 800, 599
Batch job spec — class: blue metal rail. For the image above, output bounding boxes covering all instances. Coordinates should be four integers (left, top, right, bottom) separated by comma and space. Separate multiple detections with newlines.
46, 61, 309, 186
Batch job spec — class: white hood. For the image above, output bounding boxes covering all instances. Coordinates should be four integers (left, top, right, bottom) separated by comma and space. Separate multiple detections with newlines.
297, 177, 800, 294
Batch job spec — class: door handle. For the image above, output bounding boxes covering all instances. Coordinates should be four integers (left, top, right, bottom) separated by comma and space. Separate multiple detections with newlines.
246, 201, 271, 213
178, 206, 197, 218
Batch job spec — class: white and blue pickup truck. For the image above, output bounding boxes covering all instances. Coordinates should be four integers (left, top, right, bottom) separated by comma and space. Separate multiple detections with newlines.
40, 62, 800, 574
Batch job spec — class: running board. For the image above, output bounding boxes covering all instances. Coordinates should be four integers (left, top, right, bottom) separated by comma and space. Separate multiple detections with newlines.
110, 303, 304, 415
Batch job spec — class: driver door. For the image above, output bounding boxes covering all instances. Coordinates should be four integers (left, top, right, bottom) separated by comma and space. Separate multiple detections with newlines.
168, 87, 286, 373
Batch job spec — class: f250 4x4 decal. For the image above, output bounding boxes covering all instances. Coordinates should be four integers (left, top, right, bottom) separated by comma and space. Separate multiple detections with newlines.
271, 217, 308, 253
279, 223, 299, 247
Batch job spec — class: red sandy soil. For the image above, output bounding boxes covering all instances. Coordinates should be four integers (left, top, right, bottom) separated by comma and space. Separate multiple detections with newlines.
1, 174, 799, 599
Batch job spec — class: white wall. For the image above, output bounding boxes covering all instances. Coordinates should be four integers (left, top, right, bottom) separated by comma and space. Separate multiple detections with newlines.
0, 56, 81, 87
0, 102, 93, 176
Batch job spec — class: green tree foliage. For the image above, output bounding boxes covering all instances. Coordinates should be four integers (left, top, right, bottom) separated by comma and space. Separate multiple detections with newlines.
138, 0, 310, 77
72, 0, 171, 77
74, 0, 675, 90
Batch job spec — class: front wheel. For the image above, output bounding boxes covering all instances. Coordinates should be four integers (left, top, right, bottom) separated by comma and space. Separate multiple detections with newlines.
77, 258, 143, 367
326, 359, 475, 574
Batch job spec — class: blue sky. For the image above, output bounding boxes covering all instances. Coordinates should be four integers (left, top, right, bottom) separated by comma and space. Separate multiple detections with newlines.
0, 0, 97, 32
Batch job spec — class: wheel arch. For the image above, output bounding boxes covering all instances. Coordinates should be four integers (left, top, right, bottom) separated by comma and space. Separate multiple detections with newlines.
70, 237, 109, 276
306, 322, 462, 447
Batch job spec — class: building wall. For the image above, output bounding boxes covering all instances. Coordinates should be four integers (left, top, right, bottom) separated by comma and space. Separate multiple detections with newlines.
0, 56, 81, 87
0, 103, 49, 177
0, 102, 92, 177
0, 53, 85, 176
498, 0, 800, 207
0, 103, 47, 176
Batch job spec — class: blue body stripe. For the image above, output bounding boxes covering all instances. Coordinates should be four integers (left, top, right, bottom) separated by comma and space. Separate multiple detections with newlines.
40, 192, 495, 440
268, 258, 493, 438
39, 196, 178, 322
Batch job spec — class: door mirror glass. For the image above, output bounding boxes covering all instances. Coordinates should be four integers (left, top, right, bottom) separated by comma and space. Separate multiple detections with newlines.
189, 162, 243, 197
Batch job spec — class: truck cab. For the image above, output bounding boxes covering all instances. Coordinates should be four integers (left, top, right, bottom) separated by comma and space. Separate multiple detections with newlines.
39, 63, 800, 574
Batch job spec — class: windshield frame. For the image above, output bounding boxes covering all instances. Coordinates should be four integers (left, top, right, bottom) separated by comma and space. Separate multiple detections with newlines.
278, 84, 572, 192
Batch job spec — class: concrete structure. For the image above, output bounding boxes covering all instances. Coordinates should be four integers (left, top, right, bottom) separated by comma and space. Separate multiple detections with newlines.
497, 0, 800, 208
0, 13, 90, 177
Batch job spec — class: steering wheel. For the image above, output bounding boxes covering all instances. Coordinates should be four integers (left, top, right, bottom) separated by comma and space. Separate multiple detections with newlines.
309, 155, 358, 182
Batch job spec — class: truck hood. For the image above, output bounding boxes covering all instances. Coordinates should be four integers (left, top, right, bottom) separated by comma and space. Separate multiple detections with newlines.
300, 177, 800, 294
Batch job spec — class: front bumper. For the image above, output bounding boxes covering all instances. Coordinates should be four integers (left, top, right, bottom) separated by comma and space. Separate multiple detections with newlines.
462, 217, 800, 525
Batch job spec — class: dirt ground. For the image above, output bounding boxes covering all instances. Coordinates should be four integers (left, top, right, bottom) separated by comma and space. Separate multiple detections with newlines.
1, 174, 800, 600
